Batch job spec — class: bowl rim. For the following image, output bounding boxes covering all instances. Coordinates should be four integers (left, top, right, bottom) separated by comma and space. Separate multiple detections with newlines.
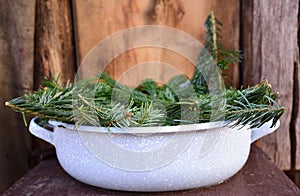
48, 119, 232, 134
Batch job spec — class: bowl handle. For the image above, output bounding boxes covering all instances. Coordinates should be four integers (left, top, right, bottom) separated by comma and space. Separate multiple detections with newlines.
29, 117, 54, 145
251, 120, 280, 143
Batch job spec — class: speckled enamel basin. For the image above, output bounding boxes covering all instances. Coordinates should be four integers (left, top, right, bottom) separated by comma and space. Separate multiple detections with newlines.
29, 117, 279, 192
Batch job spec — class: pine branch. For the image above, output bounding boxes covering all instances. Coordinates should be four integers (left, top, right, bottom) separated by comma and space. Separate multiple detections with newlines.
5, 12, 284, 130
5, 73, 284, 128
191, 11, 242, 93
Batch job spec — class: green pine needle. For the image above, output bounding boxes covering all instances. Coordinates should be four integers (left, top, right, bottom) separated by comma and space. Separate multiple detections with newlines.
5, 12, 284, 129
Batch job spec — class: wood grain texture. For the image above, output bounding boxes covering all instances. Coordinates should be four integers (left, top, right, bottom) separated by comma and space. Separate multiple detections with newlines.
34, 0, 75, 87
295, 9, 300, 169
0, 0, 35, 192
73, 0, 240, 86
33, 0, 76, 164
241, 0, 299, 170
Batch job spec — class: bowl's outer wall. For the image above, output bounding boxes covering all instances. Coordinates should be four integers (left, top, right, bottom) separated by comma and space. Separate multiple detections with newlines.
53, 126, 251, 192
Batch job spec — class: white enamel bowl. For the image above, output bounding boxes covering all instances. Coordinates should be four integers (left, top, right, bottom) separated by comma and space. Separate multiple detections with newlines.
29, 117, 279, 192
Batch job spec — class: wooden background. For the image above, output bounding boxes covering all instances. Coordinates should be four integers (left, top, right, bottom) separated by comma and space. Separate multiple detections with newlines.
0, 0, 299, 192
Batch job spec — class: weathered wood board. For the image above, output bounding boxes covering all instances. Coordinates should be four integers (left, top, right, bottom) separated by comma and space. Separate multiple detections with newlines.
33, 0, 76, 164
0, 0, 36, 192
295, 6, 300, 170
73, 0, 240, 86
241, 0, 299, 170
34, 0, 75, 87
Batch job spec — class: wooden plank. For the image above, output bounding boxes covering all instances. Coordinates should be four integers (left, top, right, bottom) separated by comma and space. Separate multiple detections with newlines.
34, 0, 75, 87
241, 0, 299, 170
73, 0, 239, 86
3, 145, 300, 195
33, 0, 76, 164
295, 15, 300, 169
0, 0, 36, 192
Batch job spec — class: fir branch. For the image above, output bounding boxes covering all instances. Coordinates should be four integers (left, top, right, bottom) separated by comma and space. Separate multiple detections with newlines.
191, 11, 242, 93
5, 12, 284, 130
5, 73, 284, 129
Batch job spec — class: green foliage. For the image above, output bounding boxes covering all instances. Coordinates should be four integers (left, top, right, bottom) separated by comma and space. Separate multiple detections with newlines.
191, 11, 242, 93
5, 12, 284, 129
204, 11, 242, 70
6, 73, 284, 128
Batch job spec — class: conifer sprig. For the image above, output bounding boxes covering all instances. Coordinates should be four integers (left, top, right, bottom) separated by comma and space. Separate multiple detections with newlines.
6, 74, 284, 128
5, 12, 284, 129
